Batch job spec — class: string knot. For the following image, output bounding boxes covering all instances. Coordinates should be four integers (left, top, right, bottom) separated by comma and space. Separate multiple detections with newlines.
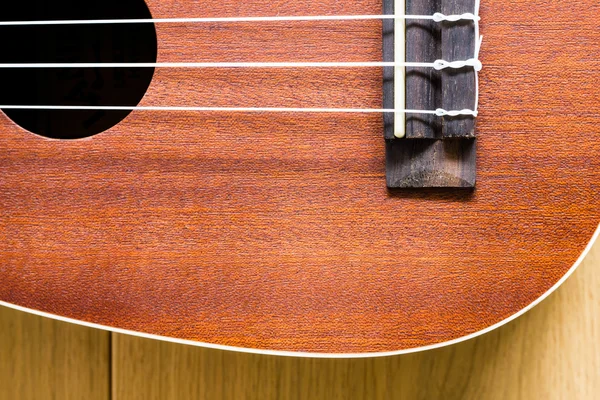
435, 109, 478, 117
432, 12, 480, 22
433, 58, 483, 72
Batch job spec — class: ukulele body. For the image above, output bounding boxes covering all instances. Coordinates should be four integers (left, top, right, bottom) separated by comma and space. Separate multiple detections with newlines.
0, 0, 599, 356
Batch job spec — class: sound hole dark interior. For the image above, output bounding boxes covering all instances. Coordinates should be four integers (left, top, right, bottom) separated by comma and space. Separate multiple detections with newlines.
0, 1, 157, 139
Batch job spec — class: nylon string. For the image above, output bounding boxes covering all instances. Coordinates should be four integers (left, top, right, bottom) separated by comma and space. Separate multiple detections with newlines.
0, 7, 482, 117
0, 13, 480, 26
0, 60, 482, 70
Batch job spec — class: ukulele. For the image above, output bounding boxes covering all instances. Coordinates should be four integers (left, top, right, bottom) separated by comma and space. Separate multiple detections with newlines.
0, 0, 598, 357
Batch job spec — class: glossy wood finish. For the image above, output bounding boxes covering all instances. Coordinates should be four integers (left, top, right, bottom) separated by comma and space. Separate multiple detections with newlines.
112, 241, 600, 399
2, 240, 599, 399
0, 0, 599, 354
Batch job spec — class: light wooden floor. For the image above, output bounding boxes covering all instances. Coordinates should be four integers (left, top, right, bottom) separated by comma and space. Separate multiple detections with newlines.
1, 239, 598, 400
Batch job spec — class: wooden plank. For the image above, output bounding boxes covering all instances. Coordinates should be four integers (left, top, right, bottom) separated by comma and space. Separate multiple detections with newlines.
0, 307, 110, 400
112, 238, 600, 399
441, 0, 477, 137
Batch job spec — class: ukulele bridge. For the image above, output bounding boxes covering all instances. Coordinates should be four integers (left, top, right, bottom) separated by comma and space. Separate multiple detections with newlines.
383, 0, 482, 188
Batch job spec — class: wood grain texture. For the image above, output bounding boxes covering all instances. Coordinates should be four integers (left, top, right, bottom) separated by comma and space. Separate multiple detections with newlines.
0, 0, 600, 353
0, 239, 598, 399
112, 238, 600, 399
0, 306, 110, 400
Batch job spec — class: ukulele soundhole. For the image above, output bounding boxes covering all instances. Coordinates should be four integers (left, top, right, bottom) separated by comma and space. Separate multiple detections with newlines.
0, 0, 157, 139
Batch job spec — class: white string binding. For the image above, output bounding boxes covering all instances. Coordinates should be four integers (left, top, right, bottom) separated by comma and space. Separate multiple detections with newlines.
473, 0, 483, 116
429, 0, 483, 124
0, 14, 480, 26
433, 58, 482, 72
